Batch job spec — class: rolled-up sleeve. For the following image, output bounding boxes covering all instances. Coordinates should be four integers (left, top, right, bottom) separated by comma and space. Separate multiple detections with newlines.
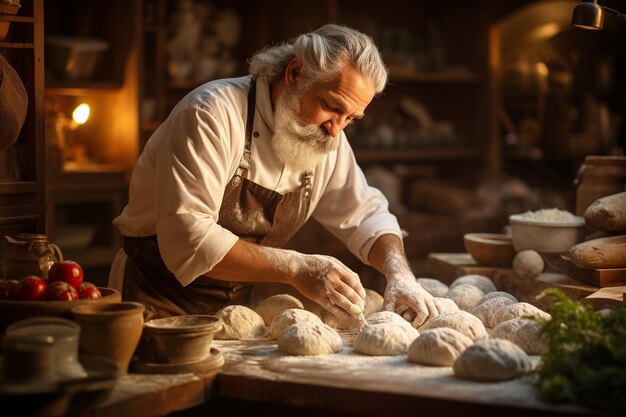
154, 104, 240, 286
312, 138, 402, 264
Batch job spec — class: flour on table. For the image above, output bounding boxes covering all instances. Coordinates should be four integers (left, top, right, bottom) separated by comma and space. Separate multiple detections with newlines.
255, 294, 304, 326
214, 305, 266, 340
270, 308, 322, 339
445, 283, 485, 312
450, 274, 497, 294
353, 323, 419, 356
471, 296, 516, 327
416, 278, 449, 297
453, 339, 532, 382
407, 327, 473, 366
419, 310, 487, 341
278, 322, 343, 355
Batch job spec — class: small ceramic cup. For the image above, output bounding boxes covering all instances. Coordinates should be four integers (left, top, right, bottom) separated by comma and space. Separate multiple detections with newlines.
71, 302, 144, 374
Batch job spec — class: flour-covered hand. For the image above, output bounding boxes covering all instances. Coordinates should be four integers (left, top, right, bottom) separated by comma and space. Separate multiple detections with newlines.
291, 254, 366, 320
382, 275, 438, 327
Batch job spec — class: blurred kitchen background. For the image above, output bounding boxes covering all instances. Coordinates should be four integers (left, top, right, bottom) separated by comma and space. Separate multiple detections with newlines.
1, 0, 625, 288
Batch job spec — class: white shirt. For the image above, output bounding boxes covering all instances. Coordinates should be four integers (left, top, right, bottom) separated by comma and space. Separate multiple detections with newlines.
112, 76, 401, 287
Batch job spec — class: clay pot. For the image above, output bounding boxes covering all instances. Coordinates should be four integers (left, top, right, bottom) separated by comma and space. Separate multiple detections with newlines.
142, 315, 222, 364
464, 233, 516, 267
71, 302, 144, 374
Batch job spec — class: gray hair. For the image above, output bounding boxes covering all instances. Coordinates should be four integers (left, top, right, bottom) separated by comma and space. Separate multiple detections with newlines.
249, 24, 388, 94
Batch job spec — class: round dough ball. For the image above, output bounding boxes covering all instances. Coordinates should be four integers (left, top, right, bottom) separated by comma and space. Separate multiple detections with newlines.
321, 289, 384, 330
408, 328, 473, 366
416, 278, 449, 297
509, 319, 548, 355
450, 274, 497, 294
353, 323, 419, 356
512, 250, 544, 279
419, 310, 487, 341
489, 318, 527, 340
278, 322, 343, 355
476, 291, 518, 307
366, 311, 414, 331
255, 294, 304, 326
492, 302, 551, 327
453, 339, 532, 382
215, 305, 266, 340
433, 297, 459, 314
471, 296, 516, 328
270, 308, 322, 339
446, 283, 485, 312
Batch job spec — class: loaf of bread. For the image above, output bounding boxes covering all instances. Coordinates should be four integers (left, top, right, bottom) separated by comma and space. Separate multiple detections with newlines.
568, 235, 626, 269
584, 192, 626, 232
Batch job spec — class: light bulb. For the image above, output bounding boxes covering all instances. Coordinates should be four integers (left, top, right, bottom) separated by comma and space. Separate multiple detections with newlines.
72, 103, 90, 125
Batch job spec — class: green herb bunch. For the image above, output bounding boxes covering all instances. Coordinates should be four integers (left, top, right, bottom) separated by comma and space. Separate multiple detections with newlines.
535, 289, 626, 411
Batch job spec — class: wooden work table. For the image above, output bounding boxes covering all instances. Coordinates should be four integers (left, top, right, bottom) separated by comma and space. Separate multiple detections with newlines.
83, 335, 606, 417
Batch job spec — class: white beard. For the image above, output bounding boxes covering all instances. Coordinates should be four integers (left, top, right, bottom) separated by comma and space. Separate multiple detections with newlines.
271, 84, 340, 173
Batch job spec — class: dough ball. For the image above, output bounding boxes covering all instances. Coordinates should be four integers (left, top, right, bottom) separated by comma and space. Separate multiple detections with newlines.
489, 318, 527, 340
492, 302, 551, 327
509, 319, 548, 355
446, 283, 485, 312
214, 305, 266, 340
366, 311, 414, 331
408, 328, 473, 366
419, 310, 487, 341
255, 294, 304, 326
353, 323, 419, 356
476, 291, 518, 307
278, 322, 342, 355
512, 250, 544, 279
433, 297, 459, 314
471, 296, 516, 327
321, 289, 384, 330
453, 339, 532, 382
270, 308, 322, 339
416, 278, 449, 297
450, 274, 497, 294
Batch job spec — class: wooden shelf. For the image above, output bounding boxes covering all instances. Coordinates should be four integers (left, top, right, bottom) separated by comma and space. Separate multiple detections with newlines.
353, 147, 483, 163
0, 41, 34, 49
0, 181, 38, 194
45, 81, 124, 94
388, 65, 481, 84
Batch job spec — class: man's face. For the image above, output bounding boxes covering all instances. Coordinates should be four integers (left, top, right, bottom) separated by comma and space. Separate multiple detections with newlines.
272, 65, 376, 172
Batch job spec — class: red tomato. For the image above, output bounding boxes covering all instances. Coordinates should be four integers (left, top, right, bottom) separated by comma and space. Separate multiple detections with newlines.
48, 260, 84, 290
78, 282, 101, 299
15, 276, 47, 301
46, 281, 78, 301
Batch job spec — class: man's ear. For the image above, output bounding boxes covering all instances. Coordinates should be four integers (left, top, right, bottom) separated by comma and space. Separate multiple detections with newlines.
285, 58, 303, 86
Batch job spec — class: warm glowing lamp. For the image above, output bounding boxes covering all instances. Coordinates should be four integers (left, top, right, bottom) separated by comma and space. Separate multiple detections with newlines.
572, 0, 625, 30
72, 103, 90, 125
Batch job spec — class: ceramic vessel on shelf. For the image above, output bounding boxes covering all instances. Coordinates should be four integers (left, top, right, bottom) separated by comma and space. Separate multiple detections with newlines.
2, 233, 63, 280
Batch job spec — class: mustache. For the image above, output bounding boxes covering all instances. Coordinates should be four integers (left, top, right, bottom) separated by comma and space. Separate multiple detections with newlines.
287, 119, 337, 147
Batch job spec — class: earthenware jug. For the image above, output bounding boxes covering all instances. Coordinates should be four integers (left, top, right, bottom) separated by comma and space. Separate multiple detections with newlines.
2, 233, 63, 280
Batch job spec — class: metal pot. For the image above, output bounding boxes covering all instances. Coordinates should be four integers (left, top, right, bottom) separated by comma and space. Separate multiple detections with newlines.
2, 233, 64, 280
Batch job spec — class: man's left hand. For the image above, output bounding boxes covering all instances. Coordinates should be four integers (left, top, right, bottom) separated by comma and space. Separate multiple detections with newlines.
382, 274, 438, 327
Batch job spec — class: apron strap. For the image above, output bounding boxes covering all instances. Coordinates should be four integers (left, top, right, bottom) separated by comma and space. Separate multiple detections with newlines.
237, 77, 257, 179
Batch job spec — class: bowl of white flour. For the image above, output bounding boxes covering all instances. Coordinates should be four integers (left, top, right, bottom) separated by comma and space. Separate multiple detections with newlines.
509, 208, 585, 253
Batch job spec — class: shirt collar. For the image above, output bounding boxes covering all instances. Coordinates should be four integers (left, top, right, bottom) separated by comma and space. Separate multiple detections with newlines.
255, 78, 275, 132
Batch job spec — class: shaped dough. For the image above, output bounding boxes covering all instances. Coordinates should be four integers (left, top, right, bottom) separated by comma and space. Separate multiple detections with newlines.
278, 322, 342, 355
214, 305, 266, 340
453, 339, 531, 382
408, 327, 473, 366
270, 308, 322, 339
353, 323, 419, 356
255, 294, 303, 326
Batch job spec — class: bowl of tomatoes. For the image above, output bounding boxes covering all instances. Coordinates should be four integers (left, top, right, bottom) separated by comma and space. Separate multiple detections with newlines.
0, 260, 121, 332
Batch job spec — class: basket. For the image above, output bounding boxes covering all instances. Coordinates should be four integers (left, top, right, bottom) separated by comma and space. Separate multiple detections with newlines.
0, 51, 28, 152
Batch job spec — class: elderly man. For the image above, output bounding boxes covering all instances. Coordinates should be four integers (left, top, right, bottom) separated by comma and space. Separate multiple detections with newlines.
109, 24, 437, 325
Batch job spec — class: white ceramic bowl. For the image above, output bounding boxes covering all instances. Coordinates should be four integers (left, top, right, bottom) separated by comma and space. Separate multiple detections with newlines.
509, 214, 586, 253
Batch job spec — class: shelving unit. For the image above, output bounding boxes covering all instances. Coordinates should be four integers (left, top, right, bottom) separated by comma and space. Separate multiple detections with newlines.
0, 0, 45, 237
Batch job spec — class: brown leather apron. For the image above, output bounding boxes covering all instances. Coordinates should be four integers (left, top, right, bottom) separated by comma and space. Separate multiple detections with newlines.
122, 79, 313, 320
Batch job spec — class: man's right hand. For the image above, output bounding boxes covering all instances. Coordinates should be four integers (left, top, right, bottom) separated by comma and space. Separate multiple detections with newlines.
291, 254, 366, 320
